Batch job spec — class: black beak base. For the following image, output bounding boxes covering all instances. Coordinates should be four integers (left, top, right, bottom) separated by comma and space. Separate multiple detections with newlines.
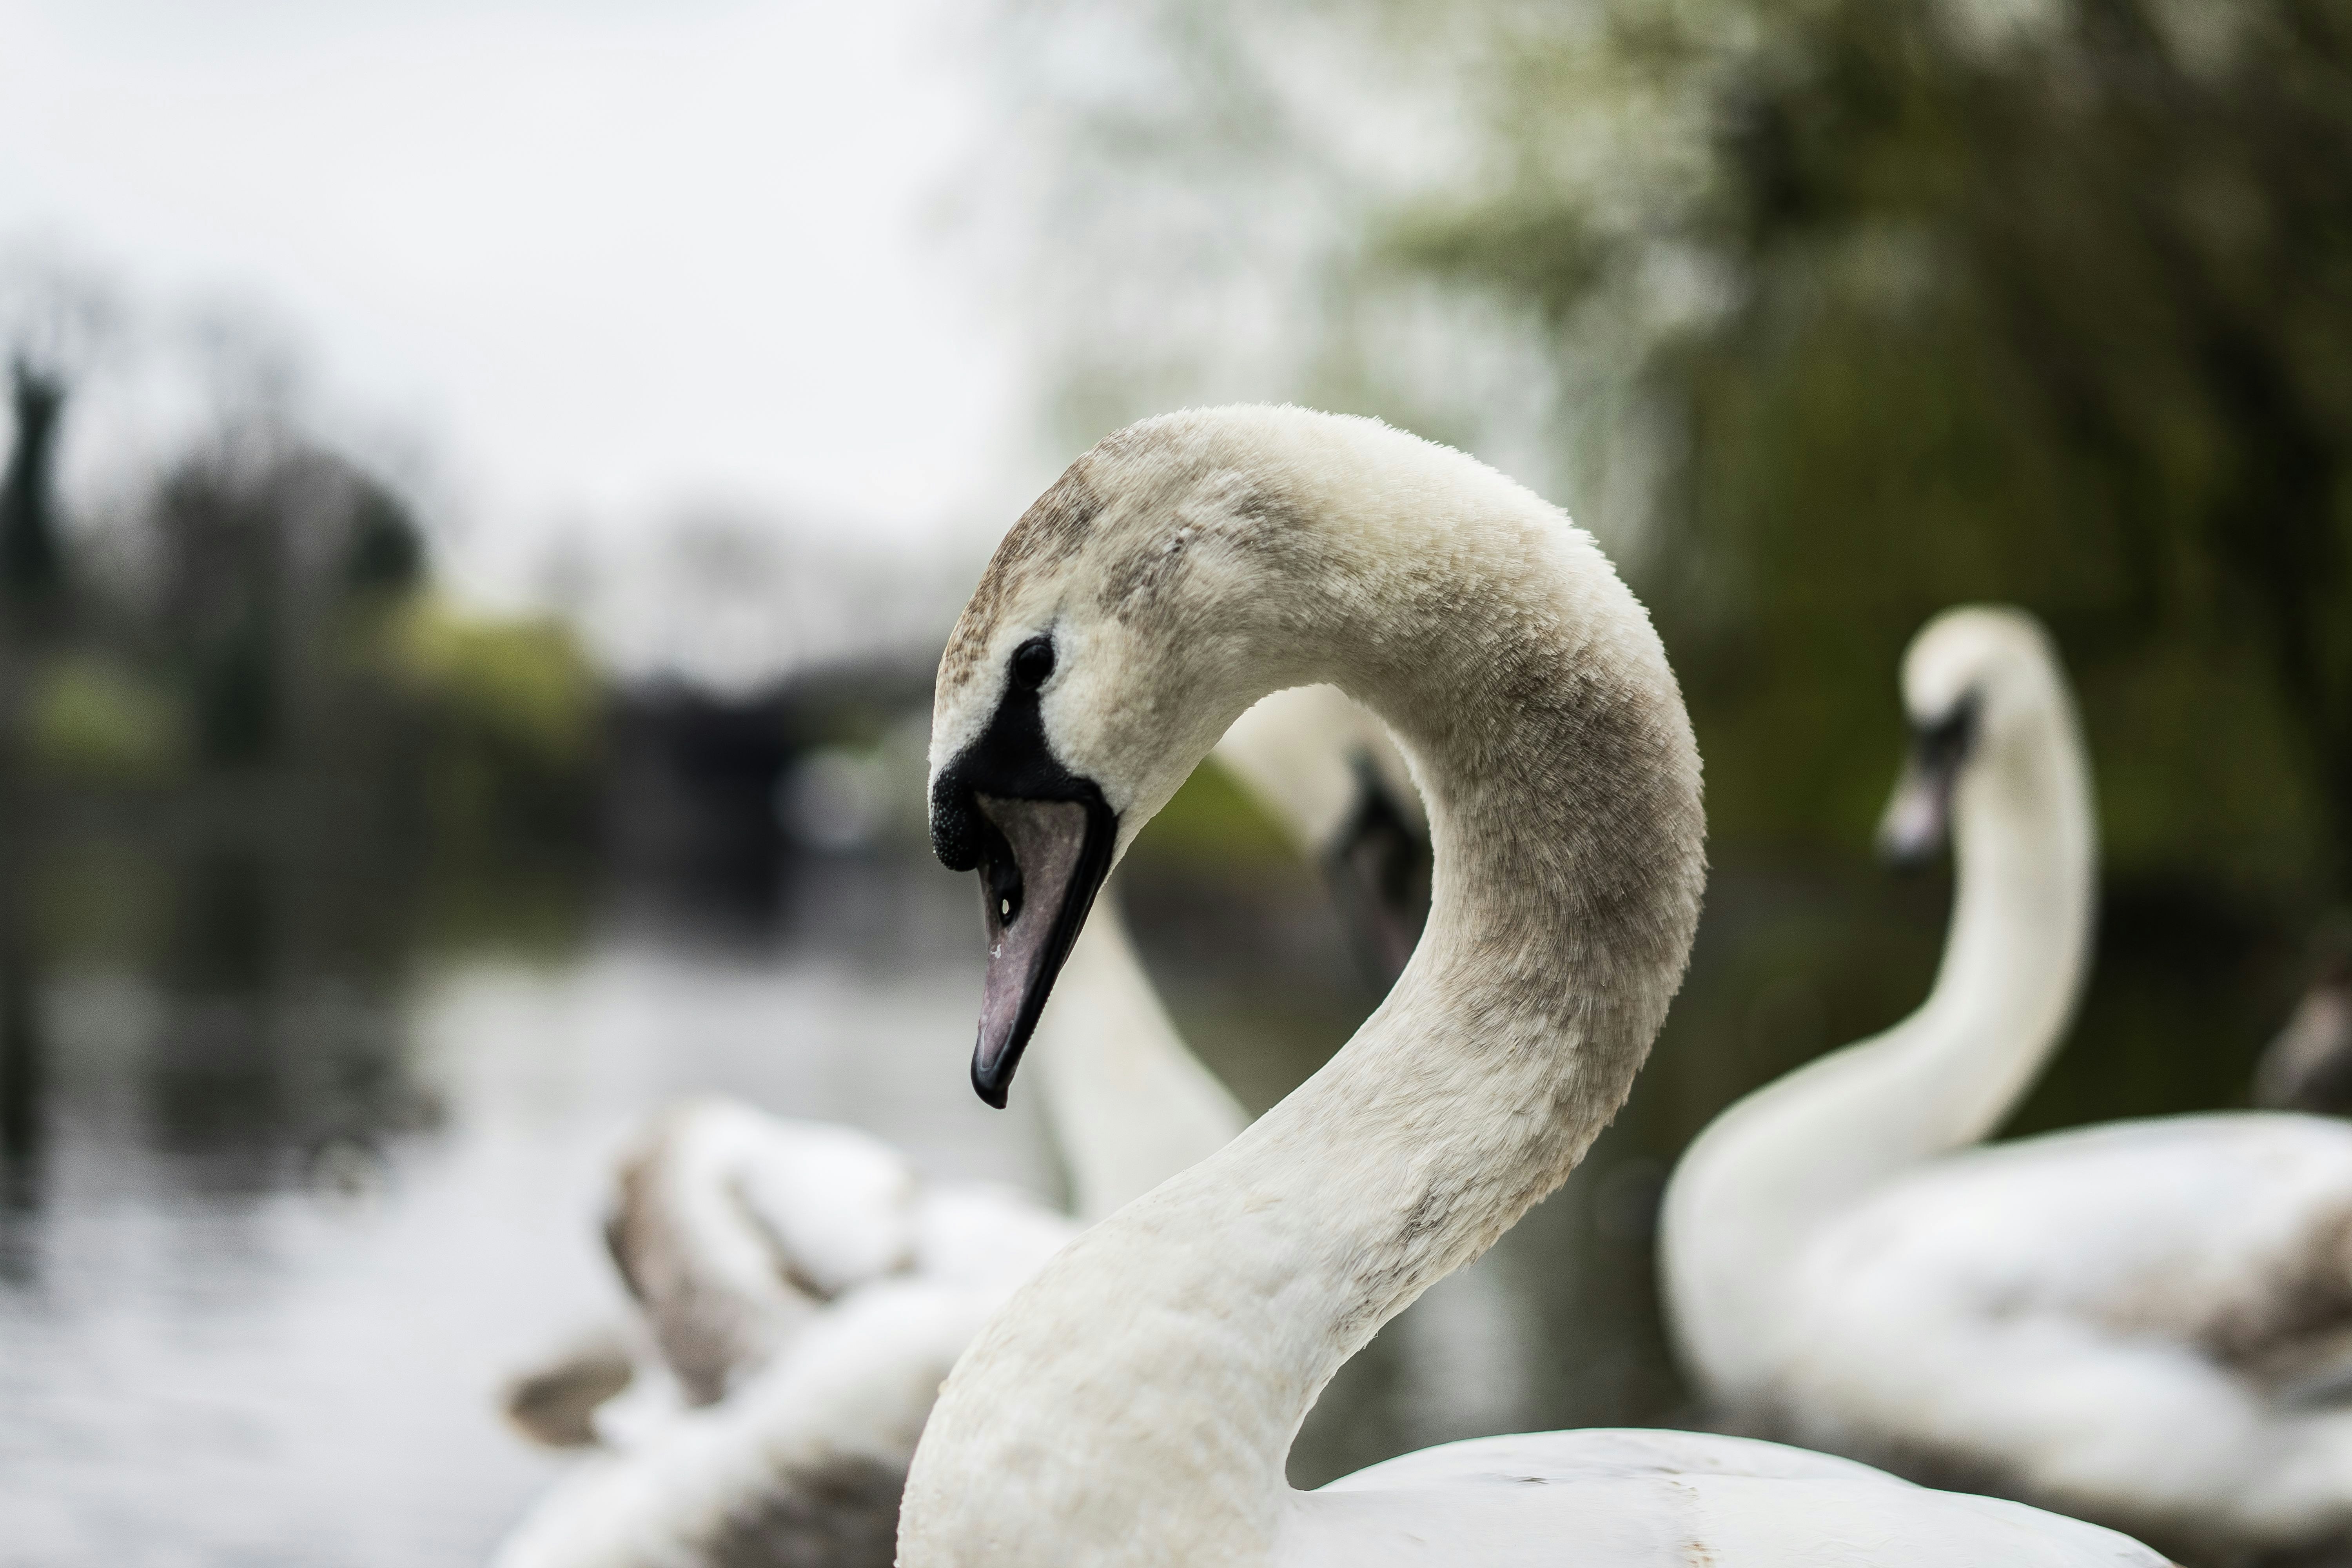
1876, 697, 1977, 871
1322, 751, 1432, 991
929, 662, 1118, 1108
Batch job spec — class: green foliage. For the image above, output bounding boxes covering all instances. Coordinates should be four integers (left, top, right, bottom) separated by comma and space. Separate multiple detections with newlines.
1126, 757, 1296, 870
1399, 0, 2352, 904
391, 599, 598, 769
0, 410, 604, 869
389, 596, 601, 847
23, 653, 184, 783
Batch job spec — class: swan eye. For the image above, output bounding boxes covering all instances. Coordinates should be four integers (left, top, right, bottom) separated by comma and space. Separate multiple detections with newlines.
1010, 636, 1056, 691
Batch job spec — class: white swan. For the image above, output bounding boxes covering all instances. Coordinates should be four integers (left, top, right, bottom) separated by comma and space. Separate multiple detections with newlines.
489, 687, 1425, 1565
902, 407, 2163, 1568
1663, 604, 2352, 1561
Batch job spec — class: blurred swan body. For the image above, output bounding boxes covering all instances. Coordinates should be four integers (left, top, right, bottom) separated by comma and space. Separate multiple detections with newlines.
1663, 605, 2352, 1559
599, 1101, 925, 1407
494, 1172, 1073, 1568
491, 686, 1426, 1566
901, 407, 2161, 1567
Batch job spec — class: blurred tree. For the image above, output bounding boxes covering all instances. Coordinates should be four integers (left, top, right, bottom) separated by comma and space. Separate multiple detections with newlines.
389, 596, 600, 849
149, 456, 287, 765
146, 445, 430, 766
0, 359, 67, 611
1394, 0, 2352, 904
341, 484, 425, 600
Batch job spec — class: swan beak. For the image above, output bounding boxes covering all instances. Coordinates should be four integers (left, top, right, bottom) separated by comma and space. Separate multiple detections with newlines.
969, 792, 1117, 1108
1875, 758, 1953, 868
1875, 699, 1976, 868
1323, 753, 1431, 989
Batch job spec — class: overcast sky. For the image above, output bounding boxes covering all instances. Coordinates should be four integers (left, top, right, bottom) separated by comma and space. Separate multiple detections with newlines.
0, 0, 1034, 622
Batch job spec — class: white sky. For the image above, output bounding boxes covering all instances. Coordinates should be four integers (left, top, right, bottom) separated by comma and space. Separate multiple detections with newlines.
0, 0, 1036, 628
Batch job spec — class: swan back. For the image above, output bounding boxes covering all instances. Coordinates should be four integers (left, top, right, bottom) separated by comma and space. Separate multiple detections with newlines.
1282, 1430, 2160, 1568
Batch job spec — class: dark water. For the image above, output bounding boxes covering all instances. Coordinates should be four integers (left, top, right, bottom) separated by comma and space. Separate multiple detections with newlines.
0, 818, 2302, 1562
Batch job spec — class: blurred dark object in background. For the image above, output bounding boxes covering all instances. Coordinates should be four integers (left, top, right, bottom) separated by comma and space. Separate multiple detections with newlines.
2, 359, 68, 612
605, 657, 933, 926
2252, 921, 2352, 1114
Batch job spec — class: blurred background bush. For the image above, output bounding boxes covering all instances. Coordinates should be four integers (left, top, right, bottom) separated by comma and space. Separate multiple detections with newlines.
0, 0, 2346, 1560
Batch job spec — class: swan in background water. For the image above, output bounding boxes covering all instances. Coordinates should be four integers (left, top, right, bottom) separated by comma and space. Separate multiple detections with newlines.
491, 686, 1428, 1564
1217, 681, 1430, 983
1664, 604, 2352, 1562
900, 407, 2161, 1567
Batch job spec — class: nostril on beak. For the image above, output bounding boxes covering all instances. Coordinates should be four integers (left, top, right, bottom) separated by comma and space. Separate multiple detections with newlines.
983, 843, 1024, 928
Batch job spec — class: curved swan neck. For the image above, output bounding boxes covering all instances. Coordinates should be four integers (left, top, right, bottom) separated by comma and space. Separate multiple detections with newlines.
1920, 707, 2096, 1104
1662, 669, 2095, 1399
900, 416, 1705, 1568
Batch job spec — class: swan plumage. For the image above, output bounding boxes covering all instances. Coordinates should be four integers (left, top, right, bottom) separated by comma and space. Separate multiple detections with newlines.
1287, 1431, 2154, 1568
903, 407, 2162, 1568
1664, 604, 2352, 1558
501, 1327, 637, 1448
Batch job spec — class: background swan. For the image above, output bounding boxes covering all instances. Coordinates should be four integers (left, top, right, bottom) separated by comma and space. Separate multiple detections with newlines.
1216, 679, 1430, 983
489, 685, 1424, 1564
903, 406, 2163, 1567
1662, 604, 2352, 1561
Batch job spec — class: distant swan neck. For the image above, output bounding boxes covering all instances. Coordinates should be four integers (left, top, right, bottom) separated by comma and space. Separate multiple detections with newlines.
1662, 690, 2094, 1399
898, 431, 1704, 1568
1028, 889, 1246, 1221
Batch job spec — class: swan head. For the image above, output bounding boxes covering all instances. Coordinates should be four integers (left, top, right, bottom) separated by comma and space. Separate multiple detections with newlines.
1215, 683, 1432, 989
1877, 605, 2067, 866
929, 410, 1337, 1105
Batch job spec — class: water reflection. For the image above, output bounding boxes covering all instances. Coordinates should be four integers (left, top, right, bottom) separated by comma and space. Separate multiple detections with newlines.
0, 843, 1046, 1566
0, 937, 44, 1255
